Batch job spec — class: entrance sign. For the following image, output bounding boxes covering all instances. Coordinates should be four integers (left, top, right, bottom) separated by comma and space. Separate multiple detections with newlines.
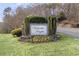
30, 24, 48, 35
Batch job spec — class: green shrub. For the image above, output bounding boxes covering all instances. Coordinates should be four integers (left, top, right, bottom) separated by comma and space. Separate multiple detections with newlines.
23, 16, 30, 35
29, 16, 47, 23
23, 16, 47, 35
11, 28, 22, 37
48, 16, 57, 35
23, 16, 57, 42
58, 12, 66, 22
23, 16, 57, 36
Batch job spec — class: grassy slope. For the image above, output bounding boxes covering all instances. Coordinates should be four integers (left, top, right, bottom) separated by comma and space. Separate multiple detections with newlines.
0, 34, 79, 56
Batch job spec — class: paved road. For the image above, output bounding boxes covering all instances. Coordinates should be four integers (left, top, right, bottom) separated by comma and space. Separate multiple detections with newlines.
57, 27, 79, 38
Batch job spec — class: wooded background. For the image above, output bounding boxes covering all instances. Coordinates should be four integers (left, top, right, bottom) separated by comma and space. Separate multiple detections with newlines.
0, 3, 79, 33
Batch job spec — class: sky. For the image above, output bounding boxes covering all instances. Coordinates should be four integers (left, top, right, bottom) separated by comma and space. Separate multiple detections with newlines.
0, 3, 30, 22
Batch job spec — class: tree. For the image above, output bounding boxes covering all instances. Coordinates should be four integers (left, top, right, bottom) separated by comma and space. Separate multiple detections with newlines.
44, 3, 61, 16
2, 3, 63, 33
3, 7, 12, 16
3, 7, 14, 32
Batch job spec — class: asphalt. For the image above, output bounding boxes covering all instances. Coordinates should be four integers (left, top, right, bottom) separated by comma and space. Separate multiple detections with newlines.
57, 27, 79, 38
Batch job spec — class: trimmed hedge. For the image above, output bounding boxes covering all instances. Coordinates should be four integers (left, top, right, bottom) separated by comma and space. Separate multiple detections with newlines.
48, 16, 57, 35
22, 16, 57, 42
23, 16, 57, 36
11, 28, 22, 37
23, 16, 30, 35
23, 16, 48, 35
29, 16, 47, 23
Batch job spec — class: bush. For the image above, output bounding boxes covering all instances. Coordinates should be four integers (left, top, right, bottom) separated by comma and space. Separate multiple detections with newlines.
11, 28, 22, 37
23, 16, 30, 35
23, 16, 57, 36
48, 16, 57, 35
29, 16, 47, 23
23, 16, 47, 35
32, 36, 51, 43
58, 12, 66, 22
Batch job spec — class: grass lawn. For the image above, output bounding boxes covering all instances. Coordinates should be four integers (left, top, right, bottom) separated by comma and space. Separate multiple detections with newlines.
0, 34, 79, 56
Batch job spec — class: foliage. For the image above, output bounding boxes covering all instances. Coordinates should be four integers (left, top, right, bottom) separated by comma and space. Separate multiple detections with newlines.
23, 16, 30, 35
29, 16, 47, 23
23, 16, 57, 36
11, 28, 22, 37
23, 16, 47, 35
3, 7, 12, 16
32, 36, 51, 43
48, 16, 57, 35
2, 4, 63, 33
58, 12, 66, 22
